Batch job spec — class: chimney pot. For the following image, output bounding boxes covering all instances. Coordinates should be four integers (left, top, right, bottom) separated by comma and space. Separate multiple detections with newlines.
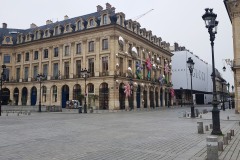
30, 23, 37, 28
97, 5, 103, 12
106, 3, 112, 9
64, 15, 69, 20
2, 23, 7, 29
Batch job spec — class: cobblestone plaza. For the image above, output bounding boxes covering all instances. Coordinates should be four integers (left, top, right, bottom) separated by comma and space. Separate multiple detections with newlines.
0, 106, 239, 160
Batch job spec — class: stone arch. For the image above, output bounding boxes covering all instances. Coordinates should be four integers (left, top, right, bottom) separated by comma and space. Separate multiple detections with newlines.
21, 87, 28, 105
13, 87, 19, 105
30, 86, 37, 106
99, 83, 109, 110
61, 85, 69, 108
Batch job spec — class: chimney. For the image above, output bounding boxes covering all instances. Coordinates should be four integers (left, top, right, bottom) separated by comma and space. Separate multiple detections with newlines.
97, 5, 103, 12
30, 23, 37, 28
64, 15, 69, 20
46, 20, 53, 25
106, 3, 112, 9
2, 23, 7, 29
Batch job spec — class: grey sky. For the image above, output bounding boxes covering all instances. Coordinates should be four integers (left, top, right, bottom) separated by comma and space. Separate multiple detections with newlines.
0, 0, 234, 87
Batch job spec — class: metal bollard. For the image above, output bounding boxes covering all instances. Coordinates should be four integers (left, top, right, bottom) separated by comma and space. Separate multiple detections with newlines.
223, 136, 228, 145
210, 124, 213, 129
218, 141, 223, 151
197, 122, 204, 134
231, 129, 234, 136
205, 125, 209, 131
227, 132, 231, 140
206, 136, 218, 160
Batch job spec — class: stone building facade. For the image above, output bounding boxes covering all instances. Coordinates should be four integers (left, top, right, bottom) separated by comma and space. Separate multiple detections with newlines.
0, 3, 173, 110
224, 0, 240, 113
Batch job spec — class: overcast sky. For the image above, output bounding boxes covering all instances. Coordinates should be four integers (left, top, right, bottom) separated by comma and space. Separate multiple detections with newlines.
0, 0, 234, 87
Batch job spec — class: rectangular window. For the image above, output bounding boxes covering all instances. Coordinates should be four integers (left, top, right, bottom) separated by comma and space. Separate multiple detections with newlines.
65, 46, 69, 56
88, 41, 94, 52
43, 64, 48, 77
64, 62, 69, 79
34, 51, 38, 60
76, 60, 81, 77
102, 57, 108, 72
33, 66, 38, 79
25, 52, 29, 61
102, 39, 108, 50
103, 15, 107, 24
76, 43, 81, 54
16, 68, 20, 80
24, 67, 29, 80
3, 68, 9, 81
4, 54, 10, 63
53, 63, 58, 79
44, 49, 48, 58
88, 58, 94, 77
17, 54, 21, 62
54, 47, 58, 57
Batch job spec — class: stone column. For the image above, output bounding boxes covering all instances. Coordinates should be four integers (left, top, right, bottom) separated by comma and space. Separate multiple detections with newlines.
95, 37, 100, 76
82, 40, 87, 69
70, 42, 74, 78
48, 47, 52, 80
162, 88, 165, 107
153, 86, 156, 109
147, 86, 150, 110
133, 84, 137, 111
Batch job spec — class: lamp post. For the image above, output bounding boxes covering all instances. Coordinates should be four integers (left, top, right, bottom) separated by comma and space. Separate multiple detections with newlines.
37, 74, 44, 112
0, 65, 6, 116
202, 8, 222, 135
221, 80, 225, 111
227, 82, 231, 109
81, 68, 90, 113
180, 87, 183, 107
186, 57, 195, 118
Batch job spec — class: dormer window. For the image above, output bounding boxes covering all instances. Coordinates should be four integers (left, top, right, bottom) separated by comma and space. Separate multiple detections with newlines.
90, 19, 94, 27
103, 14, 107, 24
45, 30, 48, 37
119, 15, 123, 26
55, 26, 59, 35
66, 25, 69, 32
77, 21, 81, 30
35, 31, 38, 39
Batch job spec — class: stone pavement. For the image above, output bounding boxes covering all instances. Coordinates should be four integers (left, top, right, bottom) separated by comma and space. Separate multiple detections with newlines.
0, 105, 239, 160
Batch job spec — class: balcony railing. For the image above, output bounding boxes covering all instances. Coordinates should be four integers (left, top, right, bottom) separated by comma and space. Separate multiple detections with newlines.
99, 71, 109, 77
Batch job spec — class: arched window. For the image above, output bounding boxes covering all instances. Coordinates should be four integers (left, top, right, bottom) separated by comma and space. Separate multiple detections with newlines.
45, 30, 48, 37
35, 31, 38, 39
89, 19, 94, 27
42, 86, 47, 102
119, 15, 123, 26
66, 25, 69, 32
55, 26, 59, 35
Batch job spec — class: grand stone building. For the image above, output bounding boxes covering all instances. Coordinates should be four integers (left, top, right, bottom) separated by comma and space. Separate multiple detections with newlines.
0, 3, 173, 111
224, 0, 240, 113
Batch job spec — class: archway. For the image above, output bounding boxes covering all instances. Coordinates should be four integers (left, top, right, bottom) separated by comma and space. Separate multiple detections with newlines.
149, 87, 154, 108
2, 88, 10, 105
155, 88, 159, 107
61, 85, 69, 108
143, 89, 147, 108
31, 86, 37, 106
73, 84, 82, 105
160, 88, 163, 107
119, 83, 125, 110
99, 83, 109, 110
136, 85, 141, 108
22, 87, 28, 105
13, 88, 19, 105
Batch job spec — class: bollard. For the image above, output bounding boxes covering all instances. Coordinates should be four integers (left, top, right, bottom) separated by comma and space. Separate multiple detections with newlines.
223, 136, 228, 145
227, 132, 231, 140
218, 141, 223, 151
206, 136, 218, 160
210, 124, 213, 129
205, 125, 209, 131
231, 130, 234, 136
197, 122, 204, 134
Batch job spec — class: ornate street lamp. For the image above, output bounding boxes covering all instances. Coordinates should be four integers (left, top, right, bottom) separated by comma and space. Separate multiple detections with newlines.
221, 80, 225, 111
81, 68, 90, 113
0, 65, 6, 116
227, 82, 231, 109
186, 57, 195, 118
202, 8, 222, 135
180, 87, 183, 107
37, 74, 44, 112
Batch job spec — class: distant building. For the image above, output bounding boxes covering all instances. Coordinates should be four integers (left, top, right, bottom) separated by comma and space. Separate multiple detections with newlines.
171, 43, 227, 105
0, 3, 173, 110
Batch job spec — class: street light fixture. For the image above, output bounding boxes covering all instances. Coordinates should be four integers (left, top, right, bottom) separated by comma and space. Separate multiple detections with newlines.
0, 65, 6, 116
202, 8, 222, 135
186, 57, 195, 118
37, 74, 44, 112
81, 68, 90, 113
227, 82, 231, 109
221, 80, 225, 111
